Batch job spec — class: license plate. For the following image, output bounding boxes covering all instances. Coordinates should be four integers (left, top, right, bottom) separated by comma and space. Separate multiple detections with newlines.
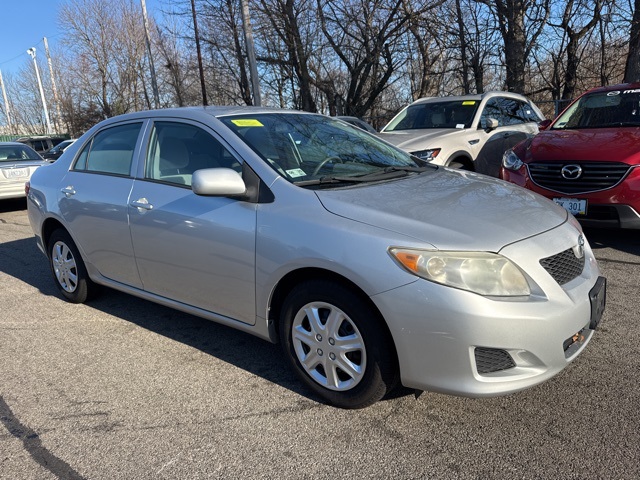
553, 197, 587, 216
589, 276, 606, 330
5, 168, 29, 179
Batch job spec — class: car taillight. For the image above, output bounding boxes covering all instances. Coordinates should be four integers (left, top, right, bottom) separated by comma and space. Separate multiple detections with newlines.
25, 181, 30, 195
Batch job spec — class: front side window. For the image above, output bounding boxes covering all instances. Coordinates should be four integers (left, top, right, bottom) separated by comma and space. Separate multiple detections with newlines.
480, 99, 504, 128
145, 121, 241, 187
74, 123, 142, 175
220, 113, 430, 185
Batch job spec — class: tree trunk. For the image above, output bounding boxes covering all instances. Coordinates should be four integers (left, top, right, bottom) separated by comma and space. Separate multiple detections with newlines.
625, 0, 640, 83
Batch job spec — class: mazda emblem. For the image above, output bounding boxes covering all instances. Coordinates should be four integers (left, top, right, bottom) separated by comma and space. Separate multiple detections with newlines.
561, 164, 582, 180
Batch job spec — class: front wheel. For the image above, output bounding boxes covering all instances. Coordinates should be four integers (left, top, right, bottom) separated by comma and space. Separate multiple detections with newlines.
48, 229, 96, 303
279, 280, 398, 408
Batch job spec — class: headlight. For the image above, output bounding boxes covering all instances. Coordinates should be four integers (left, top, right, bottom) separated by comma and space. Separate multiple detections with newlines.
411, 148, 441, 162
502, 150, 524, 171
389, 248, 530, 296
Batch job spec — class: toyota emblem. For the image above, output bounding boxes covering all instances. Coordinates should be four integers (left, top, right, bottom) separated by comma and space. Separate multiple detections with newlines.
561, 164, 582, 180
577, 234, 585, 258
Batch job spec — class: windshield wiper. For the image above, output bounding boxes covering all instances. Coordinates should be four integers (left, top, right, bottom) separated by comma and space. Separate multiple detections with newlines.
295, 176, 362, 186
295, 165, 432, 186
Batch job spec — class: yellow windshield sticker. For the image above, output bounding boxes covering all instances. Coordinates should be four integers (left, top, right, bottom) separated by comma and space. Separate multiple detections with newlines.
462, 101, 476, 105
231, 119, 264, 127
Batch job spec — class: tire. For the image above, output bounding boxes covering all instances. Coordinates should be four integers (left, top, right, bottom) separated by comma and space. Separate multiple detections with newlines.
48, 229, 96, 303
279, 280, 398, 409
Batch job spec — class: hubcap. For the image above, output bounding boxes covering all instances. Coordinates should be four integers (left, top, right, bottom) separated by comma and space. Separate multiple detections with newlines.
291, 301, 366, 391
52, 241, 78, 293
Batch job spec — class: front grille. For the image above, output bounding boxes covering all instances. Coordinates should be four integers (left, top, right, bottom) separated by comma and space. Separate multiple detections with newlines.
475, 348, 516, 374
528, 162, 630, 194
540, 248, 585, 285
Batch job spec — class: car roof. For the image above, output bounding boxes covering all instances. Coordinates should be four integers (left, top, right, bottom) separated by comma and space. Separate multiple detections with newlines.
582, 82, 640, 95
410, 91, 531, 106
103, 105, 310, 121
0, 141, 30, 146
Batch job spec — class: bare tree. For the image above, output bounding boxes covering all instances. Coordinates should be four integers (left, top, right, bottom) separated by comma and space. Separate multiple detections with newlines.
59, 0, 149, 119
257, 0, 318, 112
625, 0, 640, 82
481, 0, 551, 93
549, 0, 603, 100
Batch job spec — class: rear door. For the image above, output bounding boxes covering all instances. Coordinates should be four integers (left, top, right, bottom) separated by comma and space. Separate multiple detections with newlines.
58, 121, 144, 288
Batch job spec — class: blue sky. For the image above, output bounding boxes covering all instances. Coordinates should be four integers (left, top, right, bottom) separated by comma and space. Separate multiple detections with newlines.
0, 0, 163, 77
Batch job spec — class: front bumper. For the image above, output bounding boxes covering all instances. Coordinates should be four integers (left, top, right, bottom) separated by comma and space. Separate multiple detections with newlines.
370, 222, 603, 397
502, 164, 640, 229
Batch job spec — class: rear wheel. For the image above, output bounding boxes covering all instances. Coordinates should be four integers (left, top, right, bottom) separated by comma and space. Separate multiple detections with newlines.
279, 280, 397, 408
48, 229, 96, 303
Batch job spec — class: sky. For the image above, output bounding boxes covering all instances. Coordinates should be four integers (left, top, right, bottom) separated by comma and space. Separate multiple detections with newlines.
0, 0, 163, 78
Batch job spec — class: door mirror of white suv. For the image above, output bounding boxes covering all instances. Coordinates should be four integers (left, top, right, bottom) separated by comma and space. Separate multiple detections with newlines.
484, 118, 499, 131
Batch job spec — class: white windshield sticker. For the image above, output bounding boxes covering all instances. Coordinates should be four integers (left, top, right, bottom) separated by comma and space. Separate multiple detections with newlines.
286, 168, 306, 178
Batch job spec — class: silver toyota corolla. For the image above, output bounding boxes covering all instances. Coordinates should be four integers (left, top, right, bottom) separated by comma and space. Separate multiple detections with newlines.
26, 107, 606, 408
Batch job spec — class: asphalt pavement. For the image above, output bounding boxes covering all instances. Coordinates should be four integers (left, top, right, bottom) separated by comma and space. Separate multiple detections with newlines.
1, 197, 639, 479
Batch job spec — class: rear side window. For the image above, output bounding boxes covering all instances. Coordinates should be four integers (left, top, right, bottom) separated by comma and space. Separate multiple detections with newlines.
74, 123, 142, 175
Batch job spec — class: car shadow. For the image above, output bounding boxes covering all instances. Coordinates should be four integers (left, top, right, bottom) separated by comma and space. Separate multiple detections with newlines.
0, 236, 350, 406
583, 227, 640, 256
9, 224, 634, 407
0, 198, 28, 213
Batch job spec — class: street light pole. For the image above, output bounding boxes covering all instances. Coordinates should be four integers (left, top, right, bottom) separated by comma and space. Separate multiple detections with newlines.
190, 0, 208, 106
26, 47, 53, 135
240, 0, 261, 106
140, 0, 160, 108
43, 37, 63, 132
0, 69, 14, 134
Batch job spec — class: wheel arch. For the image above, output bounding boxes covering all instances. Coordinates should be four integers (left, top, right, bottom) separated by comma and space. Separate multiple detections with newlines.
268, 267, 398, 358
41, 217, 68, 251
446, 151, 475, 170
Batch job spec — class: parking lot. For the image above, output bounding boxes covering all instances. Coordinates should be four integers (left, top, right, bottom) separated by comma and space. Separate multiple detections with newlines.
1, 197, 639, 479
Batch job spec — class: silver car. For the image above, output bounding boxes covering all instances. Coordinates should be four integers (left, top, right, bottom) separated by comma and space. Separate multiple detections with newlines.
0, 142, 47, 200
26, 107, 605, 409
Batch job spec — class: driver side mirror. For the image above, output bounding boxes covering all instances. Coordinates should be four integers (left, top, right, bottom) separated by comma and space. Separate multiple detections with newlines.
192, 168, 247, 197
484, 118, 499, 131
538, 119, 552, 130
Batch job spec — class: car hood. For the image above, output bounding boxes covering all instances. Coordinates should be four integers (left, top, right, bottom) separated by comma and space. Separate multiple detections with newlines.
315, 169, 568, 252
523, 128, 640, 164
377, 129, 461, 151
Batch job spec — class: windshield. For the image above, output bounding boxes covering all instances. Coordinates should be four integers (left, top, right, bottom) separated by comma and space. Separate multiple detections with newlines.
553, 89, 640, 129
220, 113, 429, 185
0, 145, 42, 161
383, 100, 479, 131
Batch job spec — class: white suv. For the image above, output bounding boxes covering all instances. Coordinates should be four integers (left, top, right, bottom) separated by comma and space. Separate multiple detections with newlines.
378, 92, 544, 176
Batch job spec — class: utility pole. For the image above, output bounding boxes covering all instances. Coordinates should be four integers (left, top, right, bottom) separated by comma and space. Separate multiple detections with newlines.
26, 47, 53, 135
140, 0, 160, 108
0, 69, 14, 134
240, 0, 261, 106
190, 0, 207, 106
43, 37, 63, 133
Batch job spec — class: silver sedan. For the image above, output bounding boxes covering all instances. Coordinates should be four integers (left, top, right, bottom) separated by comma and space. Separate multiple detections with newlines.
26, 107, 606, 408
0, 142, 47, 200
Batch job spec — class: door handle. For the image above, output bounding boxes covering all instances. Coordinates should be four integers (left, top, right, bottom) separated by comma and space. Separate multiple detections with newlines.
61, 186, 76, 197
131, 198, 153, 211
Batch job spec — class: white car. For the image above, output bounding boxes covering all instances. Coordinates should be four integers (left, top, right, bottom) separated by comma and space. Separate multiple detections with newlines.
0, 142, 47, 200
378, 91, 544, 176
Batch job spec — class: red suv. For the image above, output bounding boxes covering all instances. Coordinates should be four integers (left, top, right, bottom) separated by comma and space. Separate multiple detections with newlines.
501, 82, 640, 229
